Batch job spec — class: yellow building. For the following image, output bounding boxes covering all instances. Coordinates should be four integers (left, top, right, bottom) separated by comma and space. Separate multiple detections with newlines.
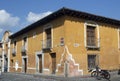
9, 8, 120, 76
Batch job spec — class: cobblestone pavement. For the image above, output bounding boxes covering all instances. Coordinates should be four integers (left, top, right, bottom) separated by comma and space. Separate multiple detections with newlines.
0, 72, 120, 81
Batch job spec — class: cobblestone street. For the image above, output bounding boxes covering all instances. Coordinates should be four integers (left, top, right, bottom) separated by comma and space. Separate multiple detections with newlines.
0, 72, 120, 81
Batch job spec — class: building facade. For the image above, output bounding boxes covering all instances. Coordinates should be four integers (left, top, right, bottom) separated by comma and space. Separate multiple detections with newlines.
9, 8, 120, 76
0, 31, 11, 72
0, 41, 2, 71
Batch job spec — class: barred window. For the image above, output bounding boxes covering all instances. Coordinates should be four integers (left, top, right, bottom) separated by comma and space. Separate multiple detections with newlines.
45, 28, 51, 48
88, 55, 97, 69
87, 26, 96, 46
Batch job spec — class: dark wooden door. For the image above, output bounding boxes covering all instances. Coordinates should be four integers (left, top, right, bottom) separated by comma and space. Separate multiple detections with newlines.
38, 55, 42, 73
24, 58, 27, 73
50, 53, 56, 74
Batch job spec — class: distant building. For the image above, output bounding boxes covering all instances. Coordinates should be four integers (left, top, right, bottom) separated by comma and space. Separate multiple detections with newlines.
0, 31, 11, 72
0, 41, 2, 70
9, 7, 120, 76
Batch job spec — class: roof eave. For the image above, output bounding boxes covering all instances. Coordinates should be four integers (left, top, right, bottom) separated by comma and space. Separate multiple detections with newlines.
9, 7, 120, 39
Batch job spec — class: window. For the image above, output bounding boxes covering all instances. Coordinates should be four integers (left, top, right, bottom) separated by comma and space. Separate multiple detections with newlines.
6, 44, 8, 54
23, 37, 27, 45
45, 28, 51, 48
87, 26, 96, 46
11, 59, 14, 66
85, 22, 100, 48
23, 37, 27, 48
88, 55, 97, 69
13, 41, 16, 48
21, 36, 28, 53
43, 24, 53, 50
33, 32, 36, 38
0, 43, 2, 48
12, 41, 17, 55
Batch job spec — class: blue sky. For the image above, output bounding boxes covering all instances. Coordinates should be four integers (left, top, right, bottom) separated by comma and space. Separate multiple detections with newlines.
0, 0, 120, 39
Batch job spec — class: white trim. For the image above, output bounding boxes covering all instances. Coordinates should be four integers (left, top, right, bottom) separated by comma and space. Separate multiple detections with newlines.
51, 26, 53, 48
7, 39, 11, 72
97, 24, 100, 47
22, 56, 28, 59
28, 67, 36, 70
43, 68, 50, 71
12, 66, 22, 68
84, 23, 87, 47
22, 56, 28, 73
118, 28, 120, 49
35, 51, 44, 73
84, 21, 100, 48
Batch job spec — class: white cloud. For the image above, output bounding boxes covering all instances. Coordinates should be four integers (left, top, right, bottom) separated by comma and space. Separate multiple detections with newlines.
26, 11, 52, 23
0, 9, 20, 38
0, 10, 20, 27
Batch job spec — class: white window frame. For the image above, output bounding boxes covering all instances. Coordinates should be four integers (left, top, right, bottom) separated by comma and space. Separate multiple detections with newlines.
118, 28, 120, 49
35, 51, 45, 73
84, 21, 100, 48
22, 56, 28, 73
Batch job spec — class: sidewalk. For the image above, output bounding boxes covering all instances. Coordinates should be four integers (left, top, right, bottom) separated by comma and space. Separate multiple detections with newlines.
32, 70, 120, 81
0, 71, 119, 81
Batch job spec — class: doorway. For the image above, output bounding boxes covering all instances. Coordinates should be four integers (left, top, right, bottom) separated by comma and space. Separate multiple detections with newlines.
38, 54, 42, 73
4, 57, 8, 72
50, 53, 56, 74
22, 58, 27, 73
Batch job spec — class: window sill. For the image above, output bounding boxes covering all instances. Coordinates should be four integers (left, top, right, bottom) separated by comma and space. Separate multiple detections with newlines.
86, 46, 100, 50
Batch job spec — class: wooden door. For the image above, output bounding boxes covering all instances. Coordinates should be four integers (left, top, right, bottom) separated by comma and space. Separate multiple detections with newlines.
38, 55, 42, 73
24, 58, 27, 73
50, 53, 56, 74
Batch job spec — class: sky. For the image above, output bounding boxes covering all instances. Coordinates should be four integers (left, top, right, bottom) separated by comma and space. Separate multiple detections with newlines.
0, 0, 120, 39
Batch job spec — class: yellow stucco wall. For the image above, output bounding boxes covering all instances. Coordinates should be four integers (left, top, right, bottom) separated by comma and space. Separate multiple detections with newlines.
10, 16, 65, 74
64, 16, 120, 74
10, 16, 120, 76
99, 24, 119, 70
